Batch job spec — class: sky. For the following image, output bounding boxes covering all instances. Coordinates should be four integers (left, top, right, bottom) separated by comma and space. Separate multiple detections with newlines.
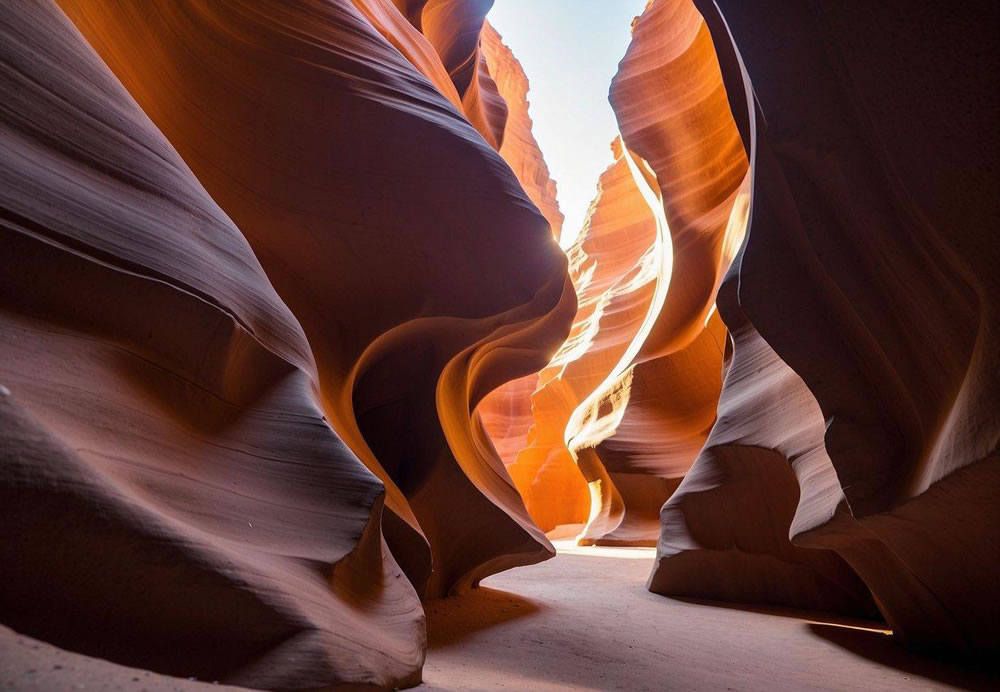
488, 0, 648, 247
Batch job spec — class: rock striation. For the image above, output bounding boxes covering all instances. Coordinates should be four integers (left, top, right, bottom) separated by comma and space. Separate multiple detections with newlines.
648, 0, 1000, 653
475, 21, 565, 475
0, 1, 423, 688
57, 0, 575, 604
556, 0, 749, 546
2, 0, 574, 687
508, 139, 657, 533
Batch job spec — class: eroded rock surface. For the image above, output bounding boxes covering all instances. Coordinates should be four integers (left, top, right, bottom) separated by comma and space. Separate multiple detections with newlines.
0, 2, 423, 687
650, 0, 999, 652
57, 0, 574, 602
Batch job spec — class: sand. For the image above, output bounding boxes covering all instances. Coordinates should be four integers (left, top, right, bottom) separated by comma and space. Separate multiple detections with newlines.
421, 543, 997, 691
2, 542, 996, 690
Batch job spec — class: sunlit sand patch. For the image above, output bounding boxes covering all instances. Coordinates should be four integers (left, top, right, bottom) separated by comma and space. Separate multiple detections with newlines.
551, 538, 656, 560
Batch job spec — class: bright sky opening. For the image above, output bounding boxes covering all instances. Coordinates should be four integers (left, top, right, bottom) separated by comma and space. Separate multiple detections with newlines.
488, 0, 649, 247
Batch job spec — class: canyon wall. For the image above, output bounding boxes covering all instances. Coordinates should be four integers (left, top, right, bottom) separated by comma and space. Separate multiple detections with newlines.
0, 1, 423, 688
508, 139, 658, 533
3, 0, 996, 683
647, 0, 999, 653
475, 21, 565, 471
57, 0, 575, 604
508, 0, 749, 545
2, 0, 573, 687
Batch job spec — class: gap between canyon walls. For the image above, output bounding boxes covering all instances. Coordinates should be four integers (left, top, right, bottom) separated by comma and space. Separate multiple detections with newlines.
493, 0, 749, 550
2, 1, 998, 690
482, 0, 999, 661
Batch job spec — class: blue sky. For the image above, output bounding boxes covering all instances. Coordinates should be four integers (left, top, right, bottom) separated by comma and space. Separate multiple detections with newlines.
488, 0, 648, 246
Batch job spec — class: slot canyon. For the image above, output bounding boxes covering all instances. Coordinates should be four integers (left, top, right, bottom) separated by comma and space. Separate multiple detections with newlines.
1, 0, 997, 690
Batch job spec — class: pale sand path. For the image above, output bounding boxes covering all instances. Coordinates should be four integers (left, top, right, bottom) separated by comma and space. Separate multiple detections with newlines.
420, 542, 997, 691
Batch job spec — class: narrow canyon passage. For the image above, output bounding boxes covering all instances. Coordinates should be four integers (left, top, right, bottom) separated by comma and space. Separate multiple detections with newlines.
1, 0, 997, 690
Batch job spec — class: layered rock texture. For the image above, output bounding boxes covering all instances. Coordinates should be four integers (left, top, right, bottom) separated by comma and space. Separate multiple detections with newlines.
57, 0, 574, 605
3, 0, 997, 683
2, 0, 571, 688
508, 139, 657, 533
500, 0, 750, 546
475, 21, 565, 471
645, 0, 999, 656
0, 1, 422, 687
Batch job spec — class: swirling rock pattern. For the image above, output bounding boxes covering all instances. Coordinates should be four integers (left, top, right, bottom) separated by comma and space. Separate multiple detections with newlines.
506, 140, 656, 533
475, 21, 565, 472
651, 0, 999, 654
562, 0, 749, 545
0, 1, 422, 687
58, 0, 575, 602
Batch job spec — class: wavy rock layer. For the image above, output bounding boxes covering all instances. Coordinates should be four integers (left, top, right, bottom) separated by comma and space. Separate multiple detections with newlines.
716, 0, 999, 654
0, 1, 422, 688
475, 21, 564, 471
610, 0, 748, 361
651, 0, 999, 653
58, 0, 575, 602
560, 0, 749, 545
643, 0, 877, 617
506, 140, 655, 533
383, 0, 505, 148
651, 247, 878, 615
576, 312, 728, 546
480, 22, 564, 239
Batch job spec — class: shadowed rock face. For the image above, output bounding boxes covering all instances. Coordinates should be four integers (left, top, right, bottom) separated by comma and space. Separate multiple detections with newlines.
3, 0, 573, 687
639, 0, 878, 617
649, 0, 998, 653
0, 1, 423, 688
56, 0, 575, 603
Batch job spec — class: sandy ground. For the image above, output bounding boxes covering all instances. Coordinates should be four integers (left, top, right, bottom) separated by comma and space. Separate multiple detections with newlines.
2, 543, 996, 691
420, 542, 998, 691
0, 629, 243, 692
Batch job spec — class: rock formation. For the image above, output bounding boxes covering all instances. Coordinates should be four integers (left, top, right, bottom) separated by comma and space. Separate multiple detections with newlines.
508, 139, 657, 533
615, 0, 874, 614
0, 1, 422, 687
3, 0, 997, 682
474, 21, 565, 473
648, 0, 999, 654
2, 0, 574, 687
476, 22, 563, 476
479, 22, 564, 239
549, 0, 748, 545
56, 0, 575, 603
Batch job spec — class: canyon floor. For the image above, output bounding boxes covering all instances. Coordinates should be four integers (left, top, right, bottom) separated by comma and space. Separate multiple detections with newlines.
2, 544, 996, 691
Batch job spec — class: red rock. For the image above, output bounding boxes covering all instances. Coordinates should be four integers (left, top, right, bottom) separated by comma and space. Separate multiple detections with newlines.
706, 0, 1000, 654
57, 0, 574, 601
475, 21, 565, 473
0, 1, 422, 687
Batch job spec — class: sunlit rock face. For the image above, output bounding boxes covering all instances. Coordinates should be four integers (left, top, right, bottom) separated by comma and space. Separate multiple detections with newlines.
562, 0, 749, 545
509, 140, 657, 533
475, 21, 565, 472
480, 22, 564, 239
56, 0, 575, 605
0, 1, 423, 688
707, 0, 999, 654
